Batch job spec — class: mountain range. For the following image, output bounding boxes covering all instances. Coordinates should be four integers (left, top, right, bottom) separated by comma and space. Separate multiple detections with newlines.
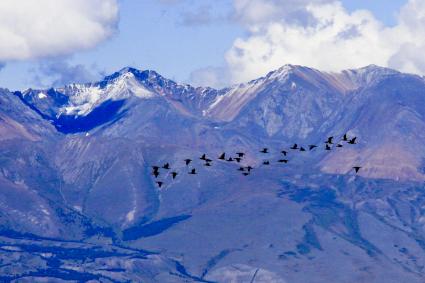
1, 64, 425, 282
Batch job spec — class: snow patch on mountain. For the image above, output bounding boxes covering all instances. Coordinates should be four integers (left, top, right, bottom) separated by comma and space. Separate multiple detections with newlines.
126, 209, 136, 222
59, 72, 155, 117
38, 92, 47, 99
341, 65, 401, 88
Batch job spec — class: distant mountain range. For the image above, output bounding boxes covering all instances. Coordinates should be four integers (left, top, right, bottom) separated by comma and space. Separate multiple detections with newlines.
1, 65, 425, 282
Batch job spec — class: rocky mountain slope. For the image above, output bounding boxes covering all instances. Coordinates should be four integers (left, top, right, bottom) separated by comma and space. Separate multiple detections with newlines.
1, 65, 425, 282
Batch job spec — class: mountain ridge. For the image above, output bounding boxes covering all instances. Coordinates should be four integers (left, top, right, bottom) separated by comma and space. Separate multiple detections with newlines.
5, 63, 425, 182
1, 64, 425, 282
13, 64, 408, 123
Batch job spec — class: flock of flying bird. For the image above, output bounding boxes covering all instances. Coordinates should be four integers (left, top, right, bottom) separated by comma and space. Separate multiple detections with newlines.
151, 134, 361, 188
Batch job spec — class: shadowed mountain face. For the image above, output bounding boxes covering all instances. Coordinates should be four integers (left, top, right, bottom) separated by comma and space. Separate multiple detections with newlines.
1, 65, 425, 282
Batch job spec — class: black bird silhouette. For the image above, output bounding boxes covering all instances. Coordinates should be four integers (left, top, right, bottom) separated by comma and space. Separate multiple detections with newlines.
281, 150, 288, 156
205, 158, 212, 163
260, 148, 269, 153
152, 171, 160, 178
218, 153, 226, 160
188, 168, 197, 175
348, 137, 357, 144
171, 172, 178, 179
325, 144, 331, 151
162, 163, 170, 169
278, 159, 288, 163
326, 136, 334, 144
236, 152, 245, 158
237, 167, 245, 171
299, 147, 306, 152
227, 157, 234, 162
290, 144, 298, 150
246, 166, 253, 172
156, 181, 163, 188
152, 166, 160, 172
263, 160, 270, 165
234, 157, 242, 163
184, 159, 192, 166
353, 166, 361, 173
200, 154, 207, 161
336, 144, 343, 148
204, 162, 212, 167
342, 133, 348, 141
242, 172, 250, 176
309, 145, 317, 150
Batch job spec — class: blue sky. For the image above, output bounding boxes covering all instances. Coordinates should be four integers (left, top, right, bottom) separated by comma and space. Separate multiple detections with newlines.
0, 0, 413, 90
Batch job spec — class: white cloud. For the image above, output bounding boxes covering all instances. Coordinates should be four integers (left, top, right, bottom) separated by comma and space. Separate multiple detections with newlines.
189, 66, 230, 88
387, 0, 425, 74
0, 0, 119, 61
221, 0, 425, 84
233, 0, 329, 27
31, 59, 104, 88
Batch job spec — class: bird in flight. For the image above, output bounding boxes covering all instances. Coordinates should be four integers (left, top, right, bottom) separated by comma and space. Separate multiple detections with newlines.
148, 133, 359, 183
163, 163, 170, 169
353, 166, 361, 173
348, 137, 357, 144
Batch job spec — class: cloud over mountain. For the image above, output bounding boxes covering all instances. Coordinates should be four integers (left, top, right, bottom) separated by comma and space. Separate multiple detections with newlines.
32, 59, 104, 88
221, 0, 425, 84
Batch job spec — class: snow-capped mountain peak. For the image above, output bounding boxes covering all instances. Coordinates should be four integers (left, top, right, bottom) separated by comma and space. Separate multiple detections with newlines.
264, 64, 296, 80
341, 64, 401, 87
59, 70, 155, 117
